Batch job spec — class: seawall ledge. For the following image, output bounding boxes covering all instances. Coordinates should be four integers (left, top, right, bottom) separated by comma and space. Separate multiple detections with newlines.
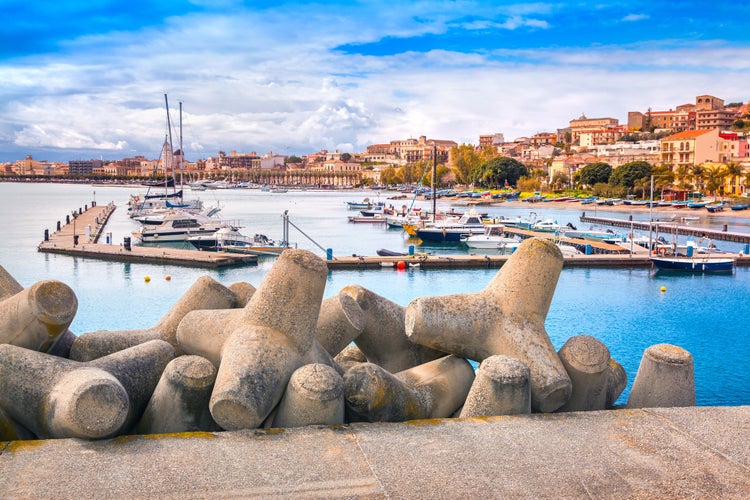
1, 405, 748, 498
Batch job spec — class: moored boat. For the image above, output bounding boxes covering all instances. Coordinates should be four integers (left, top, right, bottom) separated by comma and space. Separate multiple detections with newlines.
651, 256, 735, 272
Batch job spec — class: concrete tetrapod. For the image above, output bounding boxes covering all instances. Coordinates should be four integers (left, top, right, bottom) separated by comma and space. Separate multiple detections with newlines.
340, 285, 445, 373
404, 237, 572, 413
87, 339, 176, 432
334, 345, 367, 373
0, 264, 77, 359
135, 355, 219, 435
0, 344, 129, 439
606, 358, 627, 408
626, 344, 695, 408
70, 275, 236, 361
315, 293, 364, 357
0, 279, 78, 352
228, 282, 256, 308
177, 309, 340, 373
206, 249, 328, 430
272, 363, 345, 428
557, 335, 611, 412
344, 355, 475, 423
459, 355, 531, 417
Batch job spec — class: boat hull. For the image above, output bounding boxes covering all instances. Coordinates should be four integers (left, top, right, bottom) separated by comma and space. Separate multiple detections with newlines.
651, 257, 735, 272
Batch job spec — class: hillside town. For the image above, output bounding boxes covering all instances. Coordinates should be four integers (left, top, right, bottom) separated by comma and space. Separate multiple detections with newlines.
3, 93, 749, 196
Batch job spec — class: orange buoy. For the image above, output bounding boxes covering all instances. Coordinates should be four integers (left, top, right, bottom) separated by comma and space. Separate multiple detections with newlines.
144, 276, 151, 282
396, 261, 407, 270
165, 275, 171, 281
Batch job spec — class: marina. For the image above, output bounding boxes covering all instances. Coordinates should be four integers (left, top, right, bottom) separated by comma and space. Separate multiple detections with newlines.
38, 203, 257, 268
4, 182, 750, 407
580, 214, 750, 244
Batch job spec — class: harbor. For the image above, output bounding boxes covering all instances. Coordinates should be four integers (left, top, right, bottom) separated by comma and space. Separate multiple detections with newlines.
36, 196, 750, 270
37, 202, 257, 268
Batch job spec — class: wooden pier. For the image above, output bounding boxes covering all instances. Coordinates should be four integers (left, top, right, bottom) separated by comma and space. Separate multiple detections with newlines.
579, 214, 750, 244
38, 203, 257, 268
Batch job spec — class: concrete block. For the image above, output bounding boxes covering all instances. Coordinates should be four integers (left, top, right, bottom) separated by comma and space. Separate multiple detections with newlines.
606, 358, 627, 408
135, 355, 219, 435
404, 237, 572, 412
340, 285, 444, 373
88, 339, 176, 432
557, 335, 610, 412
272, 364, 345, 428
0, 344, 129, 439
315, 293, 364, 357
344, 355, 475, 423
334, 344, 367, 373
460, 355, 530, 417
228, 282, 256, 308
209, 249, 329, 430
0, 280, 78, 352
70, 275, 235, 361
627, 344, 695, 408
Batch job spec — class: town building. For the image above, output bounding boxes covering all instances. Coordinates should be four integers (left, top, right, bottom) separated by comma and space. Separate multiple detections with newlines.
659, 129, 735, 168
568, 116, 619, 144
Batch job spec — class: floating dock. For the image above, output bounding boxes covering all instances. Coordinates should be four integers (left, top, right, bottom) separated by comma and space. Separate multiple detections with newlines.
579, 214, 750, 244
37, 203, 257, 268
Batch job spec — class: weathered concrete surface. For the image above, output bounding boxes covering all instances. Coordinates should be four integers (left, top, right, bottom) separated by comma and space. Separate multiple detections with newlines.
1, 406, 748, 498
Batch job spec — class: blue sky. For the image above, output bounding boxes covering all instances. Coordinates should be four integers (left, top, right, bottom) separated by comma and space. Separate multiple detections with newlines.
1, 0, 749, 162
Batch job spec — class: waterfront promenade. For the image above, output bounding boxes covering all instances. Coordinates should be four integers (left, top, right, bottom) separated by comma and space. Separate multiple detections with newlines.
2, 406, 748, 498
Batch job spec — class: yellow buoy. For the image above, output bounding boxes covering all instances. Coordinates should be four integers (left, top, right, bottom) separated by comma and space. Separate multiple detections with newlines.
165, 275, 171, 281
660, 286, 666, 293
144, 276, 151, 282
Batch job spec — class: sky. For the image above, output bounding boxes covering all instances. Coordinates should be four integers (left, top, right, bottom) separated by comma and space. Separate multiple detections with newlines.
1, 0, 750, 163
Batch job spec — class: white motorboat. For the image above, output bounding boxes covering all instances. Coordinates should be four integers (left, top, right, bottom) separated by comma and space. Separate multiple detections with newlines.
135, 211, 233, 243
531, 219, 566, 233
188, 227, 288, 254
461, 225, 521, 250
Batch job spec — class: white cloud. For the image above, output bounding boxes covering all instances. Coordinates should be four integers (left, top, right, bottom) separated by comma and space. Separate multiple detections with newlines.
622, 13, 650, 22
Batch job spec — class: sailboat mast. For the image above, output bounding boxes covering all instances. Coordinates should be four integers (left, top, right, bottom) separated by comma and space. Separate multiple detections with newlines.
431, 144, 437, 222
179, 101, 184, 188
164, 94, 176, 194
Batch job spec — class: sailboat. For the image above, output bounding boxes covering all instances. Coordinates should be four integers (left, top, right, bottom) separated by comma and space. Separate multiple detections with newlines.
128, 95, 205, 218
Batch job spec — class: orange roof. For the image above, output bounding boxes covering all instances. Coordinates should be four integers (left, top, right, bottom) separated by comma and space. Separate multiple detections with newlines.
663, 129, 715, 140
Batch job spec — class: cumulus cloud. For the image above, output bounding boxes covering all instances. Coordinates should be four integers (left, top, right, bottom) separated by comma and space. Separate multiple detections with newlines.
0, 1, 749, 162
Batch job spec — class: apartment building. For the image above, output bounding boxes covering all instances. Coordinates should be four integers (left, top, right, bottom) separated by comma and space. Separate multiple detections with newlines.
629, 94, 740, 133
578, 126, 628, 147
659, 129, 727, 168
479, 133, 505, 148
364, 135, 455, 165
568, 116, 619, 144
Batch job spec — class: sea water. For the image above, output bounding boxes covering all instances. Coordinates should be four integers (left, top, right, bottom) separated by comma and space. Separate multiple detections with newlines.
2, 182, 749, 406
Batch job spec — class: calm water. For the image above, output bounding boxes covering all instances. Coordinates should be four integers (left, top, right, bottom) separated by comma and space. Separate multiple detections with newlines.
2, 182, 749, 406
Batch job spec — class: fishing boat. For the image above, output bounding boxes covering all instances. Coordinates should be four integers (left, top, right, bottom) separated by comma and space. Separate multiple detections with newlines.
651, 256, 735, 272
730, 203, 749, 211
705, 202, 725, 213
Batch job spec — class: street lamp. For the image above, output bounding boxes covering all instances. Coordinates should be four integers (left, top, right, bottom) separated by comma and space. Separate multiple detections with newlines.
71, 210, 78, 247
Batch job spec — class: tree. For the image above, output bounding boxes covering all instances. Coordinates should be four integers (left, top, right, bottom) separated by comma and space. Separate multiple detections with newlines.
340, 152, 352, 162
724, 162, 745, 195
450, 144, 494, 185
578, 162, 612, 186
285, 155, 303, 164
471, 157, 528, 188
609, 161, 652, 191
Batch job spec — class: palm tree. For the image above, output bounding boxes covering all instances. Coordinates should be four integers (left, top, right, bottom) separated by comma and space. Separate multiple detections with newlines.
674, 165, 690, 189
703, 165, 728, 197
723, 162, 744, 196
690, 164, 705, 194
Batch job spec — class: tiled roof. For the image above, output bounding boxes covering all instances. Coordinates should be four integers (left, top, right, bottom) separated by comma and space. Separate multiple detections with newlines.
663, 129, 715, 140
